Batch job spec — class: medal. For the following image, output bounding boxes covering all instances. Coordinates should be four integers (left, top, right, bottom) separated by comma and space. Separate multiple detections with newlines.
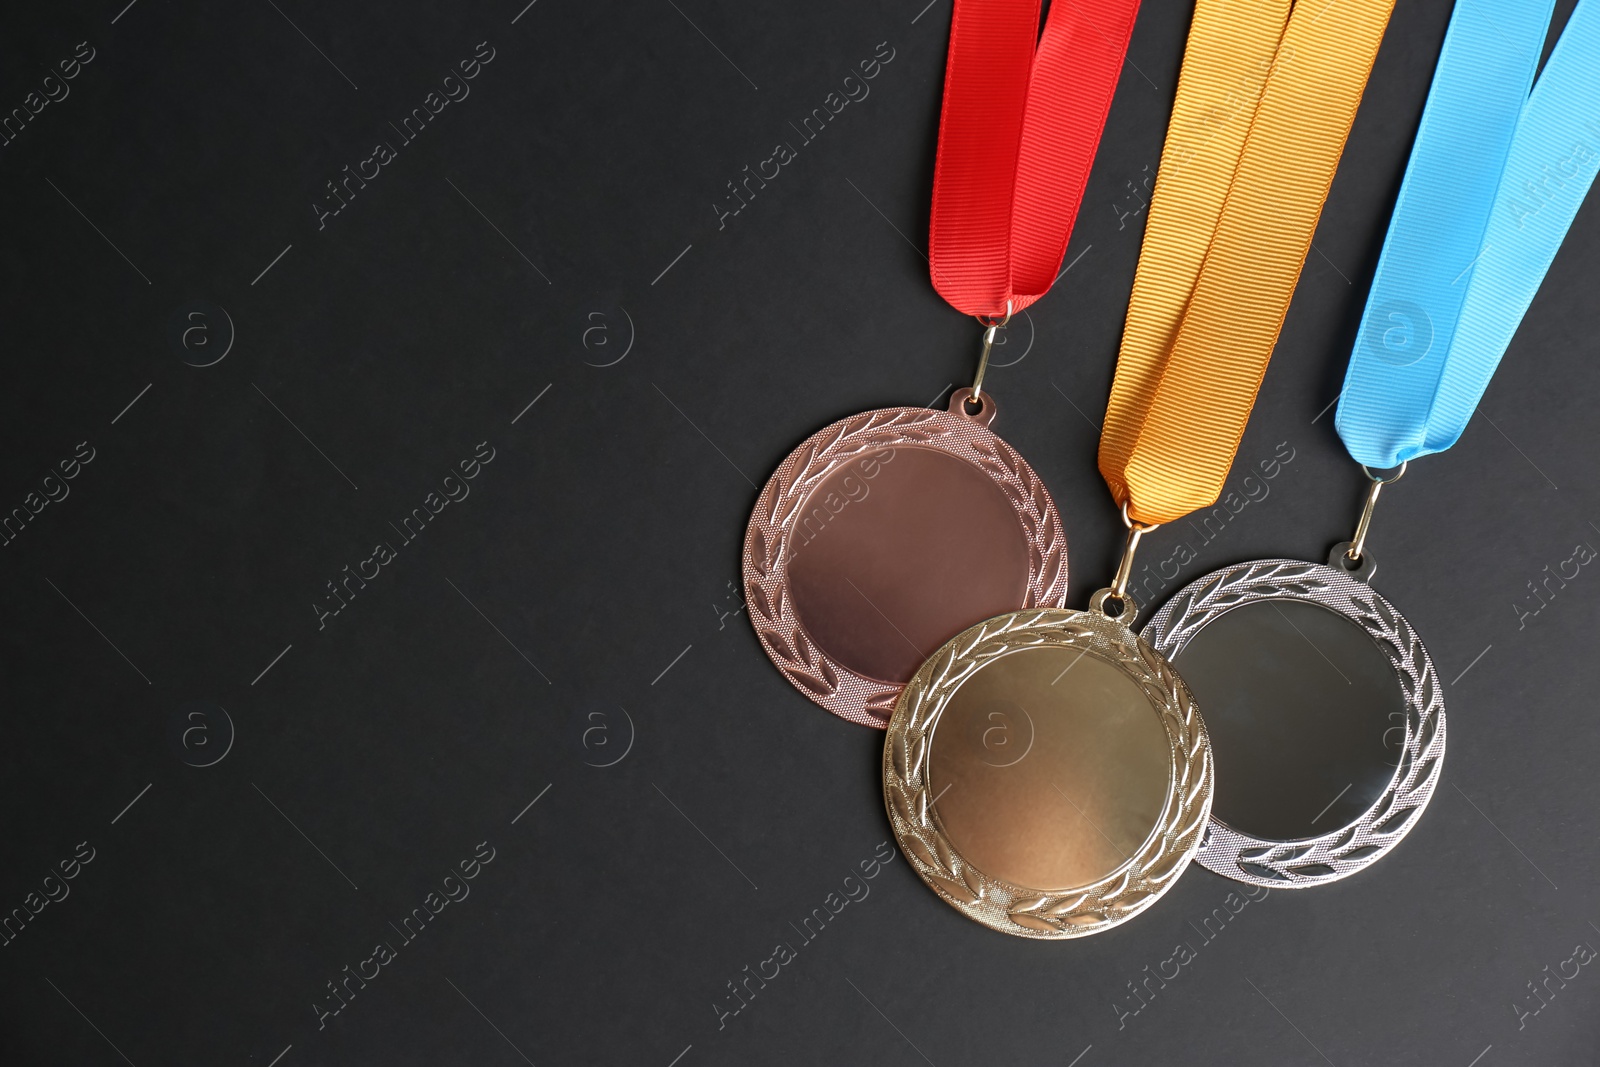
1143, 0, 1600, 888
745, 0, 1140, 726
887, 0, 1397, 936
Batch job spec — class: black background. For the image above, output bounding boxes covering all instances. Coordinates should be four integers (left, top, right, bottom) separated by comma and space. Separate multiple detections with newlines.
1, 1, 1597, 1064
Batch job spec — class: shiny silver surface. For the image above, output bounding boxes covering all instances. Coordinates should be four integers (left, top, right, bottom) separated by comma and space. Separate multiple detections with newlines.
1141, 553, 1445, 888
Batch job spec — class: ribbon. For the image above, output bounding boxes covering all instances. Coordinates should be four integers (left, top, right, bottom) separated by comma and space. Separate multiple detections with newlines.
1336, 0, 1600, 468
929, 0, 1142, 318
1099, 0, 1394, 525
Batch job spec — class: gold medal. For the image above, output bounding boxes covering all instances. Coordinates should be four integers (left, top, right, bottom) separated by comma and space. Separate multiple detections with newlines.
883, 555, 1212, 937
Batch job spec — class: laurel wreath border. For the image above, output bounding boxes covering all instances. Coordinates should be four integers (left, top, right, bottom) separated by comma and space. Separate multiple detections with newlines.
743, 406, 1070, 728
882, 608, 1214, 939
1141, 558, 1447, 889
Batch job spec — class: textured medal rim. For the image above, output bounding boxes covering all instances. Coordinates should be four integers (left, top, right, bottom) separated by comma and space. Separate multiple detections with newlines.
743, 406, 1069, 728
882, 607, 1213, 939
1141, 558, 1447, 889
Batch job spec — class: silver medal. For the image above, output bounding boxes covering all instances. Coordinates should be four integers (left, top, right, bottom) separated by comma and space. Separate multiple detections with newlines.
1141, 525, 1445, 888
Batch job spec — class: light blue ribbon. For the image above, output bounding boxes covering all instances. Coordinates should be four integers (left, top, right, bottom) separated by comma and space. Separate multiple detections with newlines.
1336, 0, 1600, 468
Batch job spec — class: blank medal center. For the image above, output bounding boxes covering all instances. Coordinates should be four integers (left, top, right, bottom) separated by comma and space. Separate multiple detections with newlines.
928, 647, 1172, 892
1173, 598, 1402, 840
786, 445, 1030, 685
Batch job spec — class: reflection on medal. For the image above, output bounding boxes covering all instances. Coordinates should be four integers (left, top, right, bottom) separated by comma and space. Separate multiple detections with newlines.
745, 389, 1068, 727
884, 602, 1211, 938
1141, 471, 1446, 888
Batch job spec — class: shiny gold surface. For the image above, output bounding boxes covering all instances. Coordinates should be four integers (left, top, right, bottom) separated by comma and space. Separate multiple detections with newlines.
883, 606, 1212, 939
928, 646, 1172, 891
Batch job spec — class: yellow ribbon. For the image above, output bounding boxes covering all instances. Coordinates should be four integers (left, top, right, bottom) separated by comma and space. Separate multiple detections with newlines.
1100, 0, 1395, 525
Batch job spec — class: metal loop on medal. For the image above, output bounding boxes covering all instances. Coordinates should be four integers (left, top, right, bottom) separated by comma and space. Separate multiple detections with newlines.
968, 300, 1013, 409
948, 386, 998, 427
1360, 461, 1408, 485
1345, 460, 1406, 565
1120, 499, 1161, 532
1328, 540, 1377, 582
1089, 586, 1140, 620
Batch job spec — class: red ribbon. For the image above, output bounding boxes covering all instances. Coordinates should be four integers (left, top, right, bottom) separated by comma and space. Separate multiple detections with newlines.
929, 0, 1142, 318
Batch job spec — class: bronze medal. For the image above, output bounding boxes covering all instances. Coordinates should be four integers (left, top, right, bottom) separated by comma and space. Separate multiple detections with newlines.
742, 0, 1140, 725
744, 389, 1067, 727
